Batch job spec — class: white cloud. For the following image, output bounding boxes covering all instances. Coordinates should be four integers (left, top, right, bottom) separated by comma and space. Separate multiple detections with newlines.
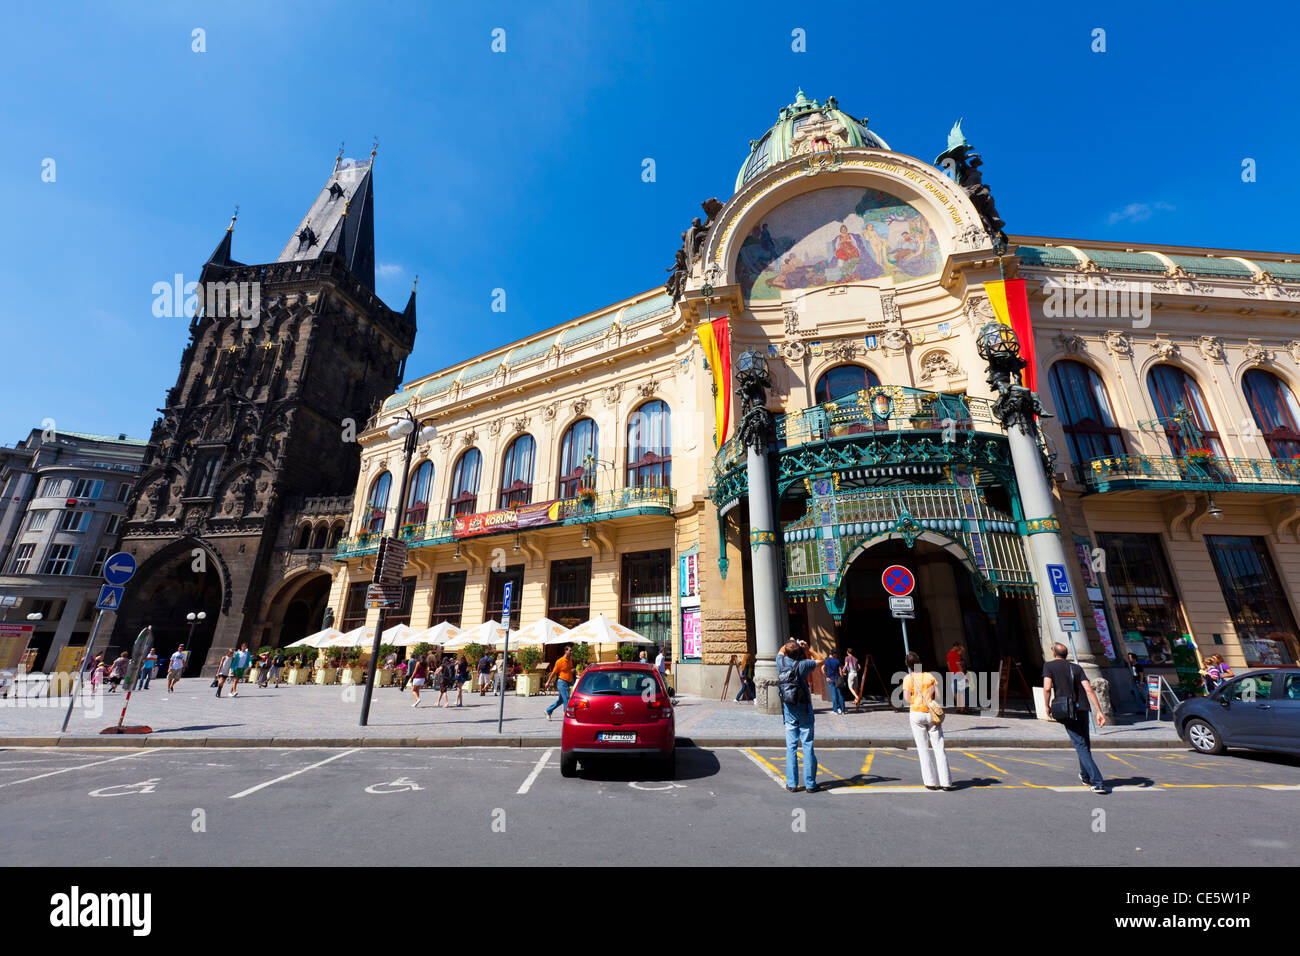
1107, 201, 1175, 226
377, 263, 404, 277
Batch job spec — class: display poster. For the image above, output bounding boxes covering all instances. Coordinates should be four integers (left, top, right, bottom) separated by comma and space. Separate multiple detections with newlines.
681, 609, 702, 659
1092, 608, 1116, 658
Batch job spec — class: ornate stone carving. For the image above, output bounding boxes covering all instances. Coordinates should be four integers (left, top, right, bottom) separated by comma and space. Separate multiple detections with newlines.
955, 223, 989, 250
782, 341, 807, 362
1104, 330, 1133, 357
1150, 336, 1179, 360
881, 327, 910, 352
637, 380, 659, 398
541, 403, 558, 423
1287, 341, 1300, 365
605, 321, 622, 349
461, 429, 477, 447
880, 290, 901, 325
824, 340, 860, 363
603, 383, 623, 407
918, 350, 961, 384
572, 398, 589, 416
510, 416, 530, 434
783, 306, 801, 338
1056, 332, 1086, 354
1198, 335, 1226, 364
790, 110, 850, 156
487, 419, 503, 437
439, 432, 454, 450
1243, 339, 1272, 366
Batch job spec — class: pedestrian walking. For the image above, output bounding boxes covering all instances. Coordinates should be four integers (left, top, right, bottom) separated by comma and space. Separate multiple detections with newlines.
477, 652, 493, 695
824, 649, 846, 714
167, 646, 186, 692
544, 645, 577, 720
106, 652, 129, 693
90, 656, 105, 694
455, 655, 470, 706
409, 656, 427, 707
843, 647, 861, 710
1043, 642, 1107, 794
135, 649, 157, 691
735, 652, 755, 702
777, 639, 823, 793
215, 649, 232, 697
434, 655, 452, 707
903, 652, 953, 791
1126, 652, 1145, 708
228, 644, 251, 697
946, 643, 967, 712
269, 650, 285, 688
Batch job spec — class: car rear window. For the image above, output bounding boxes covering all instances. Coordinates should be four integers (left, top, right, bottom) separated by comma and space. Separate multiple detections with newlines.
576, 669, 661, 697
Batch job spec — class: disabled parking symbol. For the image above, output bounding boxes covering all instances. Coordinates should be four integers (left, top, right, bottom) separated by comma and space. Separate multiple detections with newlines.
89, 778, 160, 797
364, 777, 423, 795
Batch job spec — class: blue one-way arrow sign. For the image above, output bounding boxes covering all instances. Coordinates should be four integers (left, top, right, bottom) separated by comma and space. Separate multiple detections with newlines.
96, 584, 125, 611
103, 552, 136, 586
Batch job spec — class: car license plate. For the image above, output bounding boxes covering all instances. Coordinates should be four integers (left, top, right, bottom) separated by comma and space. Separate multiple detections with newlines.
598, 732, 637, 743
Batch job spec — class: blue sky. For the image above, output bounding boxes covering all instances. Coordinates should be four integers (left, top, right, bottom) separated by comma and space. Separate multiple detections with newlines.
1, 0, 1297, 443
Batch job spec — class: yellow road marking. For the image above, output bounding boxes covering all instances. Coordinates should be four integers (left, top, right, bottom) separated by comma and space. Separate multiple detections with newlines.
861, 751, 875, 775
741, 748, 786, 787
1106, 753, 1139, 770
961, 751, 1007, 775
996, 753, 1070, 771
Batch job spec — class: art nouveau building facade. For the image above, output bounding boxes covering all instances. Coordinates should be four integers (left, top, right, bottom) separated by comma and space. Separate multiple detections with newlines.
330, 93, 1300, 696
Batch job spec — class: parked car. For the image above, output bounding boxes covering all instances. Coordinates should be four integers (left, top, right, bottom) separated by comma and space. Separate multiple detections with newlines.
1175, 668, 1300, 757
560, 662, 675, 777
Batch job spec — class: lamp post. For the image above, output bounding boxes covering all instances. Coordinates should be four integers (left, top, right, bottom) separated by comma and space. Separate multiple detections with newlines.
360, 409, 437, 727
734, 348, 785, 714
185, 611, 206, 675
977, 322, 1109, 703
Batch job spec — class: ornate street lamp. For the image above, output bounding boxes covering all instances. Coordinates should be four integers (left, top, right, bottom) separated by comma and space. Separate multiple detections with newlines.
976, 322, 1047, 434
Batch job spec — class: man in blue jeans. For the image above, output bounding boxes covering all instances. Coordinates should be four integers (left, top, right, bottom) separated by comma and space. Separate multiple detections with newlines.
544, 645, 577, 720
777, 639, 825, 793
823, 650, 844, 714
1043, 642, 1108, 794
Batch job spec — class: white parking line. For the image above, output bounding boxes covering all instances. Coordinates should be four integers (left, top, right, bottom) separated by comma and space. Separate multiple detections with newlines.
740, 748, 786, 787
229, 749, 358, 800
517, 748, 554, 794
0, 750, 152, 789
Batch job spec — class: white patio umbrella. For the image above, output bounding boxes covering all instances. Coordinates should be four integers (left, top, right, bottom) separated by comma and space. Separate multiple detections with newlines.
407, 621, 461, 647
445, 620, 536, 650
515, 617, 574, 646
568, 614, 653, 645
286, 628, 344, 648
332, 625, 375, 647
380, 623, 420, 646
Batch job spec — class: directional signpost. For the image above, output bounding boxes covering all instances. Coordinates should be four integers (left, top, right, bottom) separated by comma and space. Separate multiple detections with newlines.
1046, 563, 1080, 658
882, 565, 915, 656
64, 551, 137, 732
360, 535, 409, 727
497, 581, 513, 734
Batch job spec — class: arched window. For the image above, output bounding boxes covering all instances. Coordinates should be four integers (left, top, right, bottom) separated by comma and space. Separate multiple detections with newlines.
1146, 365, 1224, 457
296, 524, 313, 550
447, 449, 482, 518
814, 365, 881, 404
627, 401, 671, 488
1048, 361, 1126, 465
328, 523, 344, 549
1243, 370, 1300, 460
310, 523, 329, 550
557, 418, 599, 498
406, 461, 433, 525
366, 472, 392, 534
499, 434, 536, 509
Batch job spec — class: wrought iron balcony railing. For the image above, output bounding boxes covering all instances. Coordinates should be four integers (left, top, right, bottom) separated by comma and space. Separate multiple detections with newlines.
334, 486, 676, 558
1077, 453, 1300, 494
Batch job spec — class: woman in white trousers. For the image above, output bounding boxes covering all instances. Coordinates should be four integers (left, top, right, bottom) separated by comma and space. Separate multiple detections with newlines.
903, 652, 953, 791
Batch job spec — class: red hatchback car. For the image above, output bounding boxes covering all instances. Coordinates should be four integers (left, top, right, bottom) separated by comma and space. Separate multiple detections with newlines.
560, 662, 675, 777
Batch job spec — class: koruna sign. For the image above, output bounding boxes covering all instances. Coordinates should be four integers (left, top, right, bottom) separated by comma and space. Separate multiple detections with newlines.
452, 500, 563, 539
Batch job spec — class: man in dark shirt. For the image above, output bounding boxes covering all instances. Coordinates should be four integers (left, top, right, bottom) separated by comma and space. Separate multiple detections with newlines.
778, 639, 825, 793
823, 651, 844, 714
1043, 643, 1107, 793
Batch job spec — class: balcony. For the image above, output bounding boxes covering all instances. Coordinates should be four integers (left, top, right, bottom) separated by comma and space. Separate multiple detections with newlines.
334, 486, 676, 559
1077, 454, 1300, 494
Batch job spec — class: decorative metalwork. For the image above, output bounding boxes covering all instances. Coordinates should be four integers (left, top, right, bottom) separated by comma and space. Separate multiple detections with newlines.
1078, 454, 1300, 495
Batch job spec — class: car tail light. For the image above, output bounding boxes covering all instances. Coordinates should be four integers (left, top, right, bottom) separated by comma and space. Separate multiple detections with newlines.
647, 698, 672, 719
565, 697, 589, 718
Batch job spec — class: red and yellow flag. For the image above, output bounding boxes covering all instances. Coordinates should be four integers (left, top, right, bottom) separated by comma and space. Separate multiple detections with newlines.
696, 317, 731, 448
983, 279, 1037, 392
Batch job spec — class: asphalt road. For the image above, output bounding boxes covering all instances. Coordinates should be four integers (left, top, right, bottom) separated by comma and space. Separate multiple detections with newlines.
2, 746, 1296, 866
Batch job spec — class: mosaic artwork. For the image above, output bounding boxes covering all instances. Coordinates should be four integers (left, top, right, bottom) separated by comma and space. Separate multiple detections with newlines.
737, 186, 943, 299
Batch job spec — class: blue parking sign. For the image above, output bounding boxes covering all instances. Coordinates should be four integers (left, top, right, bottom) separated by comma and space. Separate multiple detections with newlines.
1047, 564, 1071, 595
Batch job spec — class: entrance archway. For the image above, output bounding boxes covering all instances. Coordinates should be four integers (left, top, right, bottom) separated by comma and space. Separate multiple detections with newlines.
263, 571, 332, 649
110, 540, 223, 676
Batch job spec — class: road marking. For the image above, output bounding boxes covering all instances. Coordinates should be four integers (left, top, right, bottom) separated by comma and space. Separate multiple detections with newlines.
961, 751, 1007, 775
742, 748, 787, 787
628, 781, 686, 791
89, 778, 160, 797
860, 751, 874, 775
1259, 784, 1300, 791
364, 777, 423, 794
516, 748, 553, 794
996, 753, 1070, 771
229, 749, 358, 800
1106, 753, 1139, 771
1111, 785, 1163, 792
832, 785, 933, 794
0, 749, 151, 789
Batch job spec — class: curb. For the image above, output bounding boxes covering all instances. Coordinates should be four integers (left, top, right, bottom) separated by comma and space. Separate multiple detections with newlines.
0, 734, 1183, 750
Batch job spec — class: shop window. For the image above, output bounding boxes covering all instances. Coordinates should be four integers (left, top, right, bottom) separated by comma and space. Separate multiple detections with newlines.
1048, 360, 1126, 465
487, 565, 525, 630
366, 472, 391, 534
1242, 369, 1300, 460
548, 558, 592, 629
448, 449, 481, 518
406, 461, 433, 525
499, 435, 536, 509
557, 419, 599, 499
627, 401, 671, 489
621, 549, 671, 648
1205, 536, 1299, 666
431, 571, 467, 627
1146, 365, 1224, 457
1096, 532, 1188, 663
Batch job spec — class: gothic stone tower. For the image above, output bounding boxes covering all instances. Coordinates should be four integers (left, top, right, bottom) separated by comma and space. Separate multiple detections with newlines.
109, 155, 416, 674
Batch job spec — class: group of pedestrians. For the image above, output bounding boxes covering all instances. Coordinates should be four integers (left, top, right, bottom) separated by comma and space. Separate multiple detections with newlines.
213, 645, 254, 697
406, 651, 475, 708
776, 639, 1110, 795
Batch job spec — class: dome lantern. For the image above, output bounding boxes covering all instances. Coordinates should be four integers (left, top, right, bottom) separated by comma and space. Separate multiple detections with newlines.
736, 92, 889, 192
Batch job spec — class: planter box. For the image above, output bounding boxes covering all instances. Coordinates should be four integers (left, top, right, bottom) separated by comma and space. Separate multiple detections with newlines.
286, 667, 310, 685
374, 668, 393, 687
248, 667, 261, 684
315, 667, 337, 685
516, 673, 537, 697
340, 667, 364, 685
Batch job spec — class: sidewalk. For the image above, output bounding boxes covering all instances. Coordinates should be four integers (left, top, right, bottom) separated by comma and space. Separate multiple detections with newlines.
0, 681, 1184, 748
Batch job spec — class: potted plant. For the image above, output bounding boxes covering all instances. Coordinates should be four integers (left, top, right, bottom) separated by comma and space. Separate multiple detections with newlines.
617, 643, 637, 662
375, 643, 396, 686
570, 642, 592, 677
288, 647, 316, 684
515, 645, 543, 696
578, 485, 598, 511
316, 653, 338, 685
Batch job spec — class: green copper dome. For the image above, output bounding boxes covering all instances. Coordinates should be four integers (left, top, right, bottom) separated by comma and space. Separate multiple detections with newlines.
736, 91, 889, 192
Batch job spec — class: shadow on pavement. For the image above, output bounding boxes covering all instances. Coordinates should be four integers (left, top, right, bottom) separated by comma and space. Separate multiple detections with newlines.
149, 724, 244, 734
573, 747, 722, 783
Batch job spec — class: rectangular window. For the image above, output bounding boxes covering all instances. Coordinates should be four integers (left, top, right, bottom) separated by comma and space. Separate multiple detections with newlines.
42, 544, 79, 575
431, 571, 467, 627
547, 558, 592, 630
340, 582, 369, 632
621, 549, 672, 649
38, 478, 66, 497
70, 479, 103, 499
486, 564, 525, 630
187, 452, 223, 498
90, 547, 110, 577
26, 510, 49, 532
10, 543, 35, 574
1206, 535, 1300, 666
116, 482, 132, 502
58, 510, 89, 532
1096, 532, 1187, 661
105, 514, 122, 536
384, 577, 419, 629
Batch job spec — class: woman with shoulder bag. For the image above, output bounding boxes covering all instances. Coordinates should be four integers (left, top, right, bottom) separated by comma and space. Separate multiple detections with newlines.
902, 652, 953, 791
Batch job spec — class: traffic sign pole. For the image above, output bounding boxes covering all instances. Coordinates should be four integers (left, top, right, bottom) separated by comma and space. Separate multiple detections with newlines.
900, 617, 910, 657
496, 581, 513, 734
60, 610, 104, 732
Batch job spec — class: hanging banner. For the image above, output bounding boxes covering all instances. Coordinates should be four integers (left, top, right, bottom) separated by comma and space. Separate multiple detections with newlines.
452, 500, 562, 539
696, 317, 732, 448
983, 278, 1037, 392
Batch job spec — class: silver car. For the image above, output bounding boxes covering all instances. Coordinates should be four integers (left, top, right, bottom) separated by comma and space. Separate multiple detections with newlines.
1175, 668, 1300, 757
